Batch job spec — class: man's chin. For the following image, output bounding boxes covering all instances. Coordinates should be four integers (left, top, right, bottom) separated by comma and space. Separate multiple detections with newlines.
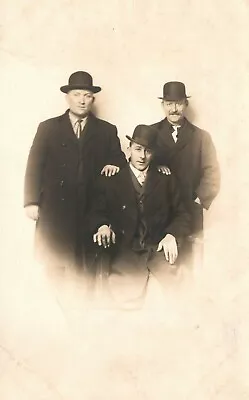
136, 164, 148, 171
169, 116, 182, 124
71, 110, 88, 118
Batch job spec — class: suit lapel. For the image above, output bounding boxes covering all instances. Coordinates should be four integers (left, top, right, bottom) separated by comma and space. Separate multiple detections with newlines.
116, 166, 137, 203
80, 113, 99, 148
157, 118, 176, 149
175, 118, 194, 150
112, 166, 138, 222
156, 118, 195, 159
58, 110, 79, 146
143, 167, 161, 200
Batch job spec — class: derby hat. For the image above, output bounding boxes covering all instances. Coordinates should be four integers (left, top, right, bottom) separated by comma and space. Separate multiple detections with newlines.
60, 71, 101, 93
126, 125, 157, 150
158, 81, 190, 101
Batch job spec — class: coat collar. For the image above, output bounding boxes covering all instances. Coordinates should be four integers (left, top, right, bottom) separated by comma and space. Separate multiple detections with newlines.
58, 110, 78, 145
117, 164, 161, 203
143, 165, 162, 200
80, 112, 99, 147
157, 117, 195, 151
58, 110, 99, 147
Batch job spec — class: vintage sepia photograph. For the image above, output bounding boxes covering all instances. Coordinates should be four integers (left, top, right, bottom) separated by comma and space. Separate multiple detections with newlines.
0, 1, 248, 398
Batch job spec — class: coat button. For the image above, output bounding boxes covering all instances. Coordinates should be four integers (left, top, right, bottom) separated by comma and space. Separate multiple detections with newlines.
122, 205, 126, 210
61, 198, 65, 201
139, 200, 143, 204
61, 163, 66, 167
60, 180, 64, 186
61, 143, 66, 147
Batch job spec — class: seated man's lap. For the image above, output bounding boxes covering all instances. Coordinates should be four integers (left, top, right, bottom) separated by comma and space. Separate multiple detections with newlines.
108, 248, 149, 305
148, 247, 192, 292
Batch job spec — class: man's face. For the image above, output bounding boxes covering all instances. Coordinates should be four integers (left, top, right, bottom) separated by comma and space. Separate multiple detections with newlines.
66, 89, 94, 118
130, 142, 153, 171
162, 99, 188, 125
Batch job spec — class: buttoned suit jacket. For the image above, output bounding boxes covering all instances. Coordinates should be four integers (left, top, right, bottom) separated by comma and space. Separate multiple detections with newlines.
89, 164, 191, 253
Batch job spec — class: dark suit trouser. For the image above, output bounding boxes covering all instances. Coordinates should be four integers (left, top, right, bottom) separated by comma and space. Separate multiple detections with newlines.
107, 246, 188, 307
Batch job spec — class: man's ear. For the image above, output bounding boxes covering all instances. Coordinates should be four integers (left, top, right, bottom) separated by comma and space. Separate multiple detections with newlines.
126, 146, 131, 159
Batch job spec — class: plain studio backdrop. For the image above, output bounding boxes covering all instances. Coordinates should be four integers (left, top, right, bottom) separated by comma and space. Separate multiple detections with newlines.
0, 1, 249, 399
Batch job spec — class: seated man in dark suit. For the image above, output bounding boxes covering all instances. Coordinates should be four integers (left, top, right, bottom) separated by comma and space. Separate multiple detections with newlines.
89, 125, 191, 308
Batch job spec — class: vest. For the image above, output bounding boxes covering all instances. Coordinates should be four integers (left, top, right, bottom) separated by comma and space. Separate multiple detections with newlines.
129, 170, 148, 251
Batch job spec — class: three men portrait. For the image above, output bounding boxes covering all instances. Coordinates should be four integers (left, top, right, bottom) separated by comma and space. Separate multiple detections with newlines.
24, 71, 220, 306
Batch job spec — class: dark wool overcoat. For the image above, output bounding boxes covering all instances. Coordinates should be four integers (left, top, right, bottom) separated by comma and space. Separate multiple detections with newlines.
151, 118, 220, 234
24, 110, 126, 266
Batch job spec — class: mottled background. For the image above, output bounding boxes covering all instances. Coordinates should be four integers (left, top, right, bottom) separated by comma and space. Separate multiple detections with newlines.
0, 1, 248, 399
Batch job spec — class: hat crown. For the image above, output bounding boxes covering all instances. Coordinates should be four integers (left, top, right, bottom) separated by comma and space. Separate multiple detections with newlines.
60, 70, 101, 93
68, 71, 93, 87
162, 81, 188, 101
127, 125, 157, 149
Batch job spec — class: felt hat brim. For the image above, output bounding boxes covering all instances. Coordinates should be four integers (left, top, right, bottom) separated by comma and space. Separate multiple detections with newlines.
60, 84, 101, 94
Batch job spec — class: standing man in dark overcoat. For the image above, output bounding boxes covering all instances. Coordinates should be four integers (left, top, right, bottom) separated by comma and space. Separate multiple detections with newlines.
151, 81, 220, 246
24, 71, 126, 272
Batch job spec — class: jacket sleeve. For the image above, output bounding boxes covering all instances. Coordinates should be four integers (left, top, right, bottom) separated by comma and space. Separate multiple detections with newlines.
165, 175, 191, 240
88, 176, 111, 235
195, 131, 220, 210
107, 126, 127, 168
24, 122, 48, 207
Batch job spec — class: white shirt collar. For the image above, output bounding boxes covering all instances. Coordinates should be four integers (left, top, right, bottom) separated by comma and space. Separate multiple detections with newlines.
129, 162, 149, 178
169, 122, 181, 129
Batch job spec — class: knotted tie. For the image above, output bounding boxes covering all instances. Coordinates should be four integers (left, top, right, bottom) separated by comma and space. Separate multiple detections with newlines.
75, 119, 83, 139
172, 125, 179, 143
137, 171, 147, 186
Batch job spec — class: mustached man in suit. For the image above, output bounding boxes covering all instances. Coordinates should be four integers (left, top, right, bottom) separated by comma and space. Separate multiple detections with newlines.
151, 82, 220, 267
89, 125, 191, 308
24, 71, 126, 274
151, 81, 220, 237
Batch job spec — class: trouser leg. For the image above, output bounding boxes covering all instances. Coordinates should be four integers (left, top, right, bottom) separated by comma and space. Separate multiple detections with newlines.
147, 248, 199, 323
107, 249, 150, 309
148, 249, 184, 292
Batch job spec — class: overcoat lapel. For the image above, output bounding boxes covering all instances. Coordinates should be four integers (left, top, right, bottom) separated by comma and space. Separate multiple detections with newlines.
157, 118, 194, 157
80, 113, 99, 149
175, 118, 194, 151
157, 118, 176, 149
58, 110, 79, 147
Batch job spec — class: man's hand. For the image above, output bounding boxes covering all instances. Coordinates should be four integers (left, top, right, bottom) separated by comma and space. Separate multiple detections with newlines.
157, 165, 171, 175
101, 165, 120, 177
25, 205, 40, 221
157, 234, 178, 265
93, 225, 116, 248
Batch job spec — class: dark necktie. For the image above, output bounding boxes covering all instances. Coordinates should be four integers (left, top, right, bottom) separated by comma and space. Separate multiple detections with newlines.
75, 119, 83, 139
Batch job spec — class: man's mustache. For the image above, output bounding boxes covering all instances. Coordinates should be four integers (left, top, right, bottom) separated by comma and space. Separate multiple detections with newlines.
170, 112, 180, 115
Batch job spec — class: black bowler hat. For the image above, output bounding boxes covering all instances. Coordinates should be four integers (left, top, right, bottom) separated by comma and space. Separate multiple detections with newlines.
60, 71, 101, 93
158, 81, 190, 101
126, 125, 157, 150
